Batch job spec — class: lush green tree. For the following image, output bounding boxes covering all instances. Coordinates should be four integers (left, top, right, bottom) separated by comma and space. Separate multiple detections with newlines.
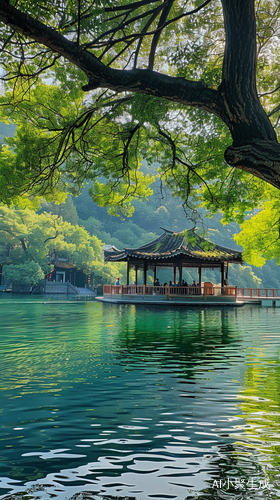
39, 195, 79, 226
4, 260, 44, 286
235, 197, 280, 267
0, 204, 125, 284
0, 2, 279, 203
1, 0, 280, 265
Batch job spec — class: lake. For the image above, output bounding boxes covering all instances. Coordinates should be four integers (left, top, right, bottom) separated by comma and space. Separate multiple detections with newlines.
0, 296, 280, 499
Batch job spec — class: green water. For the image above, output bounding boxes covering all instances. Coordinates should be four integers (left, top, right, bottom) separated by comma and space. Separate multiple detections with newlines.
0, 297, 280, 499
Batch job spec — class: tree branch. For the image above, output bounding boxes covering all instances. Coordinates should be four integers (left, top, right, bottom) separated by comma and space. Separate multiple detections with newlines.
0, 0, 223, 117
44, 230, 59, 243
133, 4, 163, 69
225, 140, 280, 189
105, 0, 160, 13
148, 0, 174, 70
77, 0, 81, 45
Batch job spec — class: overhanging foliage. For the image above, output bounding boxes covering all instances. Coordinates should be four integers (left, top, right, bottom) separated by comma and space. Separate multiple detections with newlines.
0, 1, 280, 261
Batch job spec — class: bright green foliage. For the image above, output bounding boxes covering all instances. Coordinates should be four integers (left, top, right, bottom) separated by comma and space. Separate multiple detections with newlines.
0, 1, 280, 262
4, 260, 44, 286
235, 194, 280, 267
0, 204, 125, 284
0, 84, 155, 215
39, 195, 79, 226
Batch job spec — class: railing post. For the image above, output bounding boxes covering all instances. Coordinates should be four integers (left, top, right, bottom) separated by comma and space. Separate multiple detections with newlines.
143, 285, 145, 297
204, 286, 207, 301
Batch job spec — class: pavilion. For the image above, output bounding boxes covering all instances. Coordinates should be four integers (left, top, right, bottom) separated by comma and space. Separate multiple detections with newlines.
103, 226, 243, 287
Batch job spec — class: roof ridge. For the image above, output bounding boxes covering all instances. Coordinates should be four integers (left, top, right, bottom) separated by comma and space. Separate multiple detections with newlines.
123, 232, 165, 251
159, 226, 175, 234
160, 225, 198, 236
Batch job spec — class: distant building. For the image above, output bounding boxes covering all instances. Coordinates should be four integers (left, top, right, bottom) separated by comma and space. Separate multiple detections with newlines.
48, 251, 90, 287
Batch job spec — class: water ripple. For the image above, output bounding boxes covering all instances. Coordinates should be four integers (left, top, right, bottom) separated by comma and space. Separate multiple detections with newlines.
1, 302, 280, 498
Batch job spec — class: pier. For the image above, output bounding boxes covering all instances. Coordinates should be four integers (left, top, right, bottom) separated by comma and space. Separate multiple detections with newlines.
97, 284, 241, 306
96, 285, 280, 306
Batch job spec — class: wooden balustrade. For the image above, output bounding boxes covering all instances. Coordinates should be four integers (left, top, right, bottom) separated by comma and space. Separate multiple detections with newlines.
102, 284, 280, 303
104, 286, 280, 298
237, 288, 280, 299
103, 284, 237, 298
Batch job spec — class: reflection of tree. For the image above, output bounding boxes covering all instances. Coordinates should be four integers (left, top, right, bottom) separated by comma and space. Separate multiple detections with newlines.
114, 306, 242, 379
189, 342, 280, 498
111, 305, 277, 497
234, 359, 280, 489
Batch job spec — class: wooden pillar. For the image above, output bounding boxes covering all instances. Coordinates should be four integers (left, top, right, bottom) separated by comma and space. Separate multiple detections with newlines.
153, 266, 157, 284
198, 267, 202, 284
143, 260, 147, 286
221, 262, 225, 287
126, 260, 130, 285
135, 266, 138, 285
173, 266, 177, 285
178, 261, 183, 285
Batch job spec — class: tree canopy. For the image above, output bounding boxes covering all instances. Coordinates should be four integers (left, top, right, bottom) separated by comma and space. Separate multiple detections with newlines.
0, 0, 280, 260
0, 203, 125, 284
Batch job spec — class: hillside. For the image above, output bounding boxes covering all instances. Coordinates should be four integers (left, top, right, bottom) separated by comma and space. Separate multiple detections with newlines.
1, 121, 279, 289
41, 187, 280, 289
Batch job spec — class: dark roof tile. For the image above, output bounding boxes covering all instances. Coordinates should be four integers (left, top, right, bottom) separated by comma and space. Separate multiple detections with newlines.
104, 227, 243, 264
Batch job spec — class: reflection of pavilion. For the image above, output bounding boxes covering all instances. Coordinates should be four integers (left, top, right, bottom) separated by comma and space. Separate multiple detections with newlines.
98, 227, 244, 306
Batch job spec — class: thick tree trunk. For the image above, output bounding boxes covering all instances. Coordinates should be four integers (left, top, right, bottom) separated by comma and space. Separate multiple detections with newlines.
218, 0, 280, 187
220, 0, 277, 146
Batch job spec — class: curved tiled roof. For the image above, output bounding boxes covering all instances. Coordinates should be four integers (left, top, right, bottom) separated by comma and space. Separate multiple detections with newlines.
103, 227, 243, 264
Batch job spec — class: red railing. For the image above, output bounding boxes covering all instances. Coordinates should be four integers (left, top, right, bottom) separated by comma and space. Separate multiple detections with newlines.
237, 288, 280, 299
103, 286, 280, 302
103, 285, 237, 299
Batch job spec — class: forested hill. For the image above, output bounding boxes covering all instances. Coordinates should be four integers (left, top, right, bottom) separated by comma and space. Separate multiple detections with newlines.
1, 121, 280, 289
40, 188, 280, 290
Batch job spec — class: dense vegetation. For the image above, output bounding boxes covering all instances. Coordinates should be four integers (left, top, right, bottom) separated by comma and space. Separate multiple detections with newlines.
0, 1, 280, 266
0, 120, 279, 289
36, 188, 280, 289
2, 184, 280, 288
0, 198, 125, 287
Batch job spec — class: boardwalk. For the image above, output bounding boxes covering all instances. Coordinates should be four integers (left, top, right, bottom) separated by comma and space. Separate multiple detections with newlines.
237, 288, 280, 303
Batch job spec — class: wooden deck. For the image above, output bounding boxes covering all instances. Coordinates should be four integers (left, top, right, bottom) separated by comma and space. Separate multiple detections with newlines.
96, 285, 280, 306
96, 284, 242, 306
